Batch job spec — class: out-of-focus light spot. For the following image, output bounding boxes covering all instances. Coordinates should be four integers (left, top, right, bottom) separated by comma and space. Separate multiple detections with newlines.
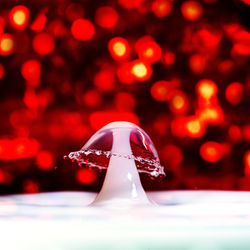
218, 60, 234, 74
83, 89, 102, 108
95, 6, 118, 29
108, 37, 130, 60
0, 169, 5, 184
241, 0, 250, 5
242, 124, 250, 141
118, 0, 143, 9
94, 69, 115, 92
244, 151, 250, 176
228, 125, 241, 142
169, 90, 188, 114
135, 38, 162, 63
32, 33, 55, 55
36, 150, 54, 171
197, 106, 224, 125
24, 90, 39, 109
200, 141, 223, 163
171, 117, 188, 138
161, 144, 183, 166
71, 18, 95, 41
189, 54, 206, 74
131, 60, 152, 81
30, 13, 47, 32
117, 62, 134, 84
0, 64, 4, 79
196, 79, 218, 100
0, 34, 15, 56
115, 92, 136, 112
152, 0, 173, 18
9, 5, 30, 29
21, 59, 41, 86
90, 111, 139, 130
151, 79, 181, 101
0, 138, 39, 160
0, 17, 4, 34
194, 28, 222, 49
151, 80, 171, 102
181, 1, 203, 21
162, 51, 175, 65
23, 179, 39, 193
77, 169, 96, 185
65, 3, 84, 21
225, 82, 244, 105
153, 115, 169, 135
186, 117, 206, 138
48, 20, 67, 38
233, 43, 250, 56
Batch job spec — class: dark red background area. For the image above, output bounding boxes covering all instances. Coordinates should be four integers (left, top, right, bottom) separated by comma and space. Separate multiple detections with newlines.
0, 0, 249, 194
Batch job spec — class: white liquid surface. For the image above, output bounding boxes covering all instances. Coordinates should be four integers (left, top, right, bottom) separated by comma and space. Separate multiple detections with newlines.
0, 191, 250, 250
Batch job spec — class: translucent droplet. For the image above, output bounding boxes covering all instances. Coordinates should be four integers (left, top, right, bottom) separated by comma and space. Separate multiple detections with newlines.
65, 122, 165, 177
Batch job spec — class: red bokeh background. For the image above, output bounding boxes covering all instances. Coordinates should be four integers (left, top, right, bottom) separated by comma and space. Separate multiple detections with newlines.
0, 0, 249, 194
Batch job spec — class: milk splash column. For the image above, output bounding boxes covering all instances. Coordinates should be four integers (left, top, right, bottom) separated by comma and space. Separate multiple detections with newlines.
92, 122, 151, 207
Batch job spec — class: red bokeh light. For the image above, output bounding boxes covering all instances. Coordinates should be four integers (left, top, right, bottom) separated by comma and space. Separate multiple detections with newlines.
0, 169, 5, 184
161, 144, 183, 166
0, 138, 39, 161
71, 18, 95, 41
131, 60, 152, 81
196, 79, 218, 100
181, 1, 203, 21
65, 3, 84, 22
135, 37, 162, 63
170, 117, 188, 138
9, 5, 30, 30
23, 179, 39, 193
115, 92, 136, 112
186, 116, 206, 138
90, 111, 139, 130
162, 51, 175, 66
21, 59, 41, 86
225, 82, 244, 105
241, 0, 250, 5
94, 69, 115, 92
0, 64, 4, 79
244, 150, 250, 176
108, 37, 130, 61
0, 16, 4, 34
200, 141, 223, 163
168, 90, 189, 114
228, 125, 241, 142
30, 12, 47, 32
197, 106, 224, 125
36, 150, 54, 171
83, 89, 102, 108
76, 169, 96, 185
0, 33, 15, 56
151, 80, 180, 102
95, 6, 118, 29
32, 32, 55, 55
117, 62, 134, 84
189, 54, 206, 74
152, 0, 173, 18
242, 124, 250, 141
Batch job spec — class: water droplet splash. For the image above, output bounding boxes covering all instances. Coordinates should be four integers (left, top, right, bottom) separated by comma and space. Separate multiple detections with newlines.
65, 123, 165, 178
65, 121, 165, 207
